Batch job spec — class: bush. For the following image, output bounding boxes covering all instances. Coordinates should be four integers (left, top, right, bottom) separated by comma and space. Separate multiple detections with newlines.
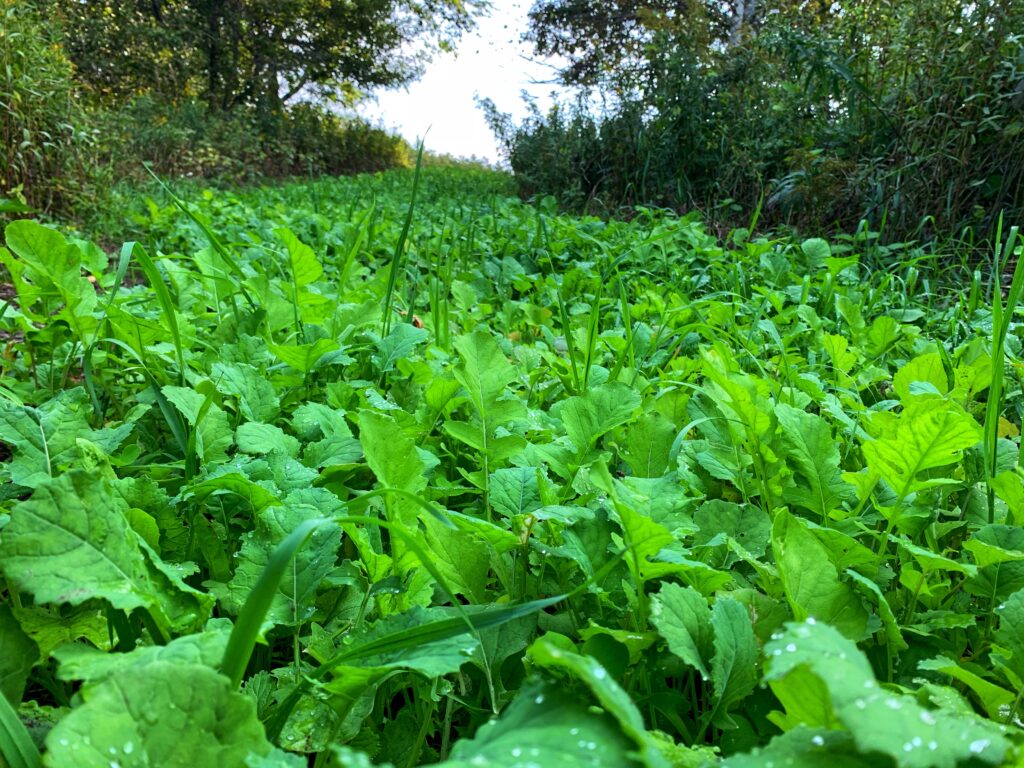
0, 0, 105, 213
287, 104, 413, 176
495, 0, 1024, 242
96, 97, 269, 183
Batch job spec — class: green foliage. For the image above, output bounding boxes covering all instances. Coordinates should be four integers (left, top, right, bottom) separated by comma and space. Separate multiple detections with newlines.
0, 0, 103, 213
1, 166, 1024, 766
492, 0, 1024, 239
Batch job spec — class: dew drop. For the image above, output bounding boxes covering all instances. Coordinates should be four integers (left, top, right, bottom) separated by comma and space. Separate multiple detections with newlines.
511, 748, 523, 758
969, 739, 990, 754
785, 643, 797, 652
811, 735, 824, 746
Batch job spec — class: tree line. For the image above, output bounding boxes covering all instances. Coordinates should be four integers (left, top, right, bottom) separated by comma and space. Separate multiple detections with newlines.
485, 0, 1024, 241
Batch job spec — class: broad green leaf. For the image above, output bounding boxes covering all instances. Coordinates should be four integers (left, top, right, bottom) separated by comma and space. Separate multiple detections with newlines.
801, 237, 831, 269
235, 422, 300, 457
893, 353, 948, 402
552, 382, 641, 455
162, 385, 233, 463
773, 511, 868, 639
247, 749, 306, 768
775, 403, 851, 518
489, 467, 541, 518
54, 619, 232, 683
917, 657, 1016, 719
446, 329, 526, 462
964, 525, 1024, 602
861, 399, 981, 496
443, 681, 642, 768
182, 473, 280, 514
620, 411, 676, 477
309, 606, 479, 677
845, 570, 908, 651
453, 329, 519, 420
8, 603, 108, 659
372, 324, 428, 372
963, 527, 1024, 568
274, 227, 322, 286
210, 362, 280, 422
889, 535, 976, 576
0, 603, 38, 703
0, 472, 212, 631
268, 338, 339, 373
0, 388, 133, 488
422, 515, 491, 602
722, 727, 874, 768
210, 492, 341, 628
43, 662, 272, 767
3, 221, 98, 339
992, 588, 1024, 685
694, 500, 770, 558
358, 410, 425, 496
357, 409, 427, 541
765, 621, 1009, 767
526, 638, 669, 767
709, 597, 758, 728
650, 582, 712, 677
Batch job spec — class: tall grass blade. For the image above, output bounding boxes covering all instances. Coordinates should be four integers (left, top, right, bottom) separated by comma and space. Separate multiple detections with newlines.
984, 219, 1022, 522
381, 139, 426, 335
142, 165, 259, 311
128, 243, 186, 387
220, 518, 326, 689
0, 692, 41, 768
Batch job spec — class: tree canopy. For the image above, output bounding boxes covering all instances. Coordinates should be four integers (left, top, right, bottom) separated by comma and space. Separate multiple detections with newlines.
45, 0, 482, 112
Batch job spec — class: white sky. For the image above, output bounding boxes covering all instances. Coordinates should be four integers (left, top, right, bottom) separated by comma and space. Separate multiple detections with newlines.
358, 0, 565, 163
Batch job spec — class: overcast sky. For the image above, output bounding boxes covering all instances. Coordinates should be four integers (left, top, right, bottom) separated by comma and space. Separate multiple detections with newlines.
359, 0, 565, 163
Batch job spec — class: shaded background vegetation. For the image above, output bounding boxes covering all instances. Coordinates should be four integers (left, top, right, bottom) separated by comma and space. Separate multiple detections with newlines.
484, 0, 1024, 241
4, 0, 1024, 246
0, 0, 481, 215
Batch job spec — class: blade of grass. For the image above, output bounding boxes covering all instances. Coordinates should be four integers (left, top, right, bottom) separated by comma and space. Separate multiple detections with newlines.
142, 165, 258, 311
220, 518, 326, 689
985, 219, 1022, 523
128, 243, 186, 387
381, 138, 426, 336
0, 692, 41, 768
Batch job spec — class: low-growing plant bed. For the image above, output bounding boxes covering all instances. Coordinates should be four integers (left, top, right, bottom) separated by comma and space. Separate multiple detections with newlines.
0, 167, 1022, 767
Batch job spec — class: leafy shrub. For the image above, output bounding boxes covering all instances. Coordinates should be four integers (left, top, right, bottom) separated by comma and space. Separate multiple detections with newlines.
0, 0, 105, 212
497, 0, 1024, 242
287, 104, 414, 176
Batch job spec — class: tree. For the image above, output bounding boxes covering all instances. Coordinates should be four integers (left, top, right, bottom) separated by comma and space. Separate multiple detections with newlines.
524, 0, 779, 88
42, 0, 483, 111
